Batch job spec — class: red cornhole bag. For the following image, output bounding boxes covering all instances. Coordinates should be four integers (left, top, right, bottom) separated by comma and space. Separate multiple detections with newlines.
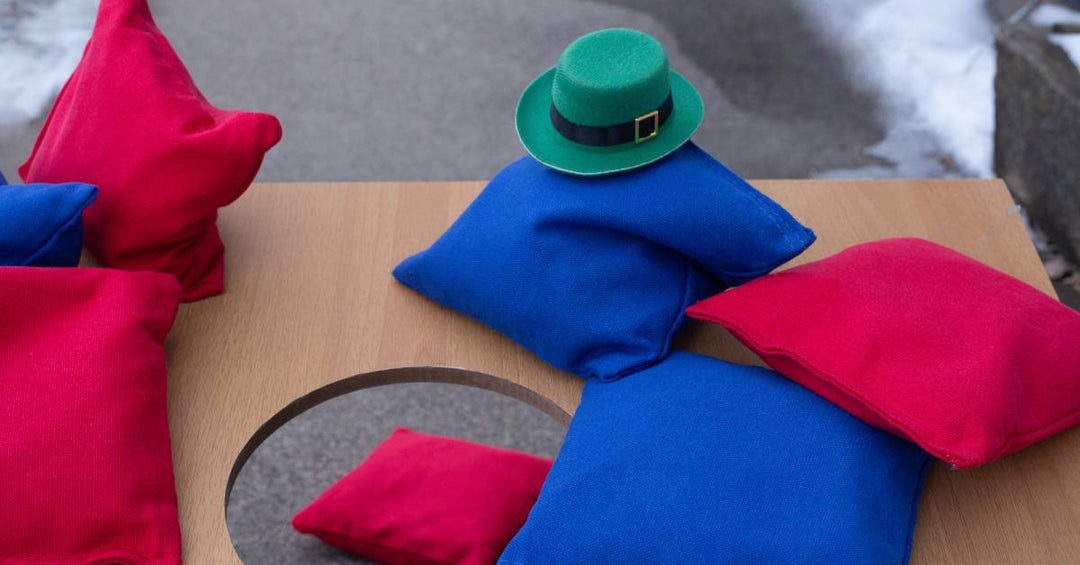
19, 0, 282, 302
293, 428, 553, 565
686, 238, 1080, 469
0, 267, 182, 564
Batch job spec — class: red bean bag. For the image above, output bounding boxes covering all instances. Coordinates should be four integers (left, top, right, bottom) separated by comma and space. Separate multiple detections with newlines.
293, 428, 553, 565
0, 267, 182, 563
19, 0, 282, 301
687, 238, 1080, 469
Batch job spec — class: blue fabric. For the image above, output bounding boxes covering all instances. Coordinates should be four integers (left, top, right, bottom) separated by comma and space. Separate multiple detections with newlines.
0, 175, 97, 267
499, 352, 931, 565
0, 168, 7, 185
394, 143, 815, 381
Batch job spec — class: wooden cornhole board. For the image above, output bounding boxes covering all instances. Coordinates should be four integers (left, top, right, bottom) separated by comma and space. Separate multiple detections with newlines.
166, 179, 1080, 564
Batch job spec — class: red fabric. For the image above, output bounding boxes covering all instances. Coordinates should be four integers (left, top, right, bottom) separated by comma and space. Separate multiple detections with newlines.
686, 238, 1080, 469
0, 267, 182, 563
293, 428, 553, 565
19, 0, 282, 302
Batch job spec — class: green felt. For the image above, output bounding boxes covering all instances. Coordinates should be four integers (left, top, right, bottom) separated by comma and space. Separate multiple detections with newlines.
552, 28, 671, 126
516, 67, 703, 177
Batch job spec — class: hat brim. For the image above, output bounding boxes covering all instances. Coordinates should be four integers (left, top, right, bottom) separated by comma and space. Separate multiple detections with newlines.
515, 68, 703, 177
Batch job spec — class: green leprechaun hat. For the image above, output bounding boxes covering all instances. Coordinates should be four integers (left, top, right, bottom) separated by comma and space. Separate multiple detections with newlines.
516, 28, 704, 176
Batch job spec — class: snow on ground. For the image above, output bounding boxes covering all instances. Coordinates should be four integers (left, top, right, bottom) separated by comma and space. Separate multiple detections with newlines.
795, 0, 997, 178
0, 0, 95, 125
1031, 3, 1080, 68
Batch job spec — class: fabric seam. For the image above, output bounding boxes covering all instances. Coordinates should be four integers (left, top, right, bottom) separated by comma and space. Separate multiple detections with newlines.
690, 309, 973, 467
898, 455, 933, 565
693, 309, 1080, 467
692, 145, 811, 260
589, 255, 695, 381
20, 189, 96, 267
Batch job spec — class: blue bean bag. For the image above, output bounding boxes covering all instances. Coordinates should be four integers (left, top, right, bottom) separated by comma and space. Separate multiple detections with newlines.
499, 352, 931, 564
0, 169, 97, 267
393, 143, 815, 381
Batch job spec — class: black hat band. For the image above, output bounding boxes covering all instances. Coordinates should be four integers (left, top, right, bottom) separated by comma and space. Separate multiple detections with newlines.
550, 93, 674, 147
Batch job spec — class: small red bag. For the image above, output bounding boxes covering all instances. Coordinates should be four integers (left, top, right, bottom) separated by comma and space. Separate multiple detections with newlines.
687, 238, 1080, 469
0, 267, 182, 563
19, 0, 282, 301
293, 428, 553, 565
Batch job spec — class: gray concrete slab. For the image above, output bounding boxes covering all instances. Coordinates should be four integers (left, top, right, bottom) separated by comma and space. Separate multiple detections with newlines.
227, 382, 565, 565
142, 0, 886, 183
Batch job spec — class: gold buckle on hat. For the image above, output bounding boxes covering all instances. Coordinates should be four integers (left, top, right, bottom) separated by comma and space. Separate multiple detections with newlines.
634, 110, 660, 143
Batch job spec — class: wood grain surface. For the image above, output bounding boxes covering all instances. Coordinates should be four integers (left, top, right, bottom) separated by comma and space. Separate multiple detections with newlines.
164, 179, 1076, 564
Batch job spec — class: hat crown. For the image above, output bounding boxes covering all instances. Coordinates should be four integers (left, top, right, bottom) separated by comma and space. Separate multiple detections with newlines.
551, 29, 671, 127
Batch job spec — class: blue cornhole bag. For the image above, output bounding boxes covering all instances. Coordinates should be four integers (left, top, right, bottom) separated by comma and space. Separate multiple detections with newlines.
0, 170, 97, 267
499, 352, 931, 565
393, 143, 815, 381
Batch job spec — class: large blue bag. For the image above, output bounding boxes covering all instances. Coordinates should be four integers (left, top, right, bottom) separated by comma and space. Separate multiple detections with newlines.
394, 143, 814, 380
499, 352, 931, 564
0, 169, 97, 267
